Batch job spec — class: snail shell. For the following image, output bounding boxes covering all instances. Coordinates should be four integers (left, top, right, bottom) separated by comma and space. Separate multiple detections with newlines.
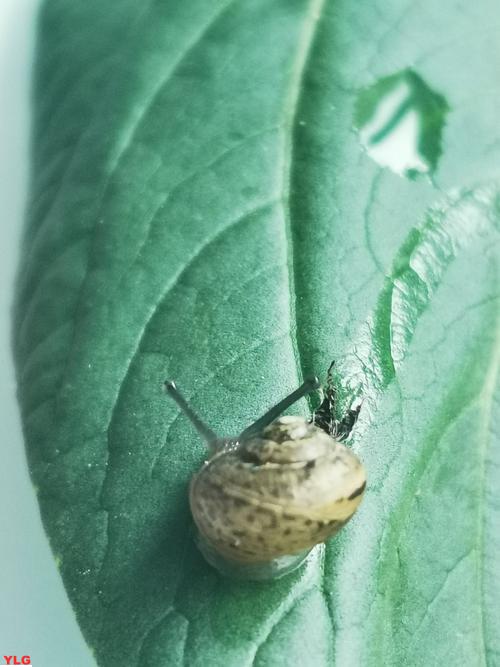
190, 415, 366, 580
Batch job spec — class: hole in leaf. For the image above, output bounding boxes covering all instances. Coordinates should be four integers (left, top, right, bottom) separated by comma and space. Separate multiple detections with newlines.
354, 68, 449, 179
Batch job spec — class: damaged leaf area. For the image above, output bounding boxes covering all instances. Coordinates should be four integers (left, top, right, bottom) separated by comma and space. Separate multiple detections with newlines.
14, 0, 500, 665
354, 68, 449, 178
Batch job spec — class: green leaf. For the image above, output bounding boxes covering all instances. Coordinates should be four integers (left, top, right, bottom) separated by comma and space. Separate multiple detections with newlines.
14, 1, 500, 665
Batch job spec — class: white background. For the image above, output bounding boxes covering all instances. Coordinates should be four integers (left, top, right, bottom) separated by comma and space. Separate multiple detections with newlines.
0, 2, 95, 664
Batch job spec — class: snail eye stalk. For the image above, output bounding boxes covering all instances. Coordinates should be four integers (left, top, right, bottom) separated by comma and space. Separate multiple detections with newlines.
239, 376, 320, 440
164, 380, 219, 447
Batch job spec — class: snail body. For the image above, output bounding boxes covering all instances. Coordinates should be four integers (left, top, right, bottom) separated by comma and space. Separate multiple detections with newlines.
165, 373, 366, 580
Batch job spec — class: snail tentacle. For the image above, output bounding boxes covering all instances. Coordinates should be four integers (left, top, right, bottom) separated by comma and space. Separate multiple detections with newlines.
239, 376, 320, 441
164, 380, 220, 451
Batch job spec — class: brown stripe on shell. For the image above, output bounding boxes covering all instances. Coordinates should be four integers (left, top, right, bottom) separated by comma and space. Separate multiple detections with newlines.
347, 480, 366, 500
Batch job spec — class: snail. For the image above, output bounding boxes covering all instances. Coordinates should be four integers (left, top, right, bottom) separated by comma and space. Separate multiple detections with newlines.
164, 365, 366, 580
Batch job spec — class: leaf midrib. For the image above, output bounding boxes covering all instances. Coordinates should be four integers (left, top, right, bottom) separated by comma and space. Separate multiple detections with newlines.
279, 0, 326, 390
477, 303, 500, 662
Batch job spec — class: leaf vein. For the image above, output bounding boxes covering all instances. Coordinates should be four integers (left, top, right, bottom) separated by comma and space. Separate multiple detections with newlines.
280, 0, 326, 389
